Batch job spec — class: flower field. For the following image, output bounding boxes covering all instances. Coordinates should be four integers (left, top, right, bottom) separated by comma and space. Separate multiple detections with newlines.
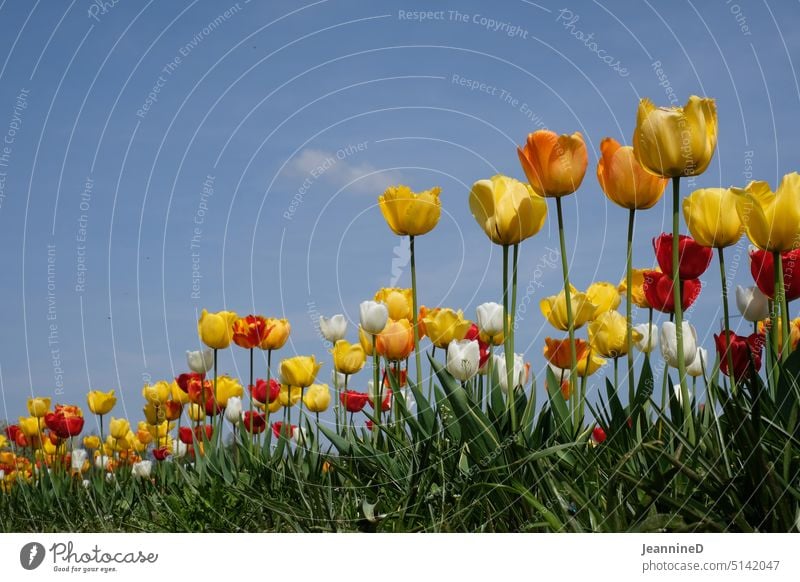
1, 96, 799, 533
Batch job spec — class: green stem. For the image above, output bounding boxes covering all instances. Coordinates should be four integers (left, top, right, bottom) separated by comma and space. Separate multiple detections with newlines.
775, 250, 791, 362
718, 248, 737, 394
373, 338, 380, 446
555, 197, 578, 427
511, 244, 519, 356
671, 177, 693, 443
626, 208, 636, 405
248, 348, 254, 455
502, 245, 517, 432
410, 235, 423, 389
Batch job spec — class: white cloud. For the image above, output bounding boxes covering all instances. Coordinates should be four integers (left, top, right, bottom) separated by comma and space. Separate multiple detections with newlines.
286, 148, 402, 195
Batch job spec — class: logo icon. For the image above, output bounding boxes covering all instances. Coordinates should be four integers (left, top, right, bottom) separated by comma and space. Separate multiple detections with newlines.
19, 542, 45, 570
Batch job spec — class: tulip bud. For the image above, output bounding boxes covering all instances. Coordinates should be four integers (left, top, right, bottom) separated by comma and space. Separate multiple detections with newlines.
633, 323, 659, 353
186, 349, 214, 373
360, 301, 389, 334
446, 339, 480, 382
319, 314, 348, 343
476, 302, 504, 337
224, 396, 243, 424
132, 460, 152, 480
659, 321, 698, 368
494, 353, 525, 394
736, 285, 769, 322
686, 347, 708, 378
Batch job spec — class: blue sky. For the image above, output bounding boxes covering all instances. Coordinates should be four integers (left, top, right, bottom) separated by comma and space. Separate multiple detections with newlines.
0, 0, 798, 426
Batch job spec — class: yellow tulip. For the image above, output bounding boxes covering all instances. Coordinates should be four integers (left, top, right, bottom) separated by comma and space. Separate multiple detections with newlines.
480, 328, 504, 347
332, 340, 366, 375
374, 287, 412, 320
187, 403, 206, 422
0, 435, 7, 449
108, 417, 130, 440
260, 318, 291, 350
597, 137, 667, 209
18, 416, 41, 438
517, 130, 589, 198
197, 309, 238, 349
215, 375, 243, 407
358, 325, 374, 356
142, 403, 163, 425
376, 318, 415, 361
618, 267, 658, 309
588, 311, 641, 358
586, 281, 621, 317
420, 308, 472, 349
733, 173, 800, 252
280, 355, 321, 388
303, 384, 331, 413
86, 389, 116, 415
147, 420, 172, 440
267, 398, 282, 414
142, 381, 171, 405
27, 397, 51, 418
279, 385, 302, 407
83, 435, 101, 450
540, 286, 597, 331
633, 96, 717, 178
682, 188, 743, 248
170, 380, 190, 405
136, 422, 153, 445
378, 184, 441, 236
576, 350, 606, 377
469, 174, 548, 245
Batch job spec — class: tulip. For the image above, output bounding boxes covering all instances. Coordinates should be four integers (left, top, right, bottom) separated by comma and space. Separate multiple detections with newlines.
748, 248, 800, 301
27, 397, 51, 418
575, 350, 606, 377
494, 353, 524, 394
378, 184, 441, 236
540, 286, 597, 331
70, 449, 88, 474
214, 375, 243, 408
197, 309, 238, 349
178, 426, 194, 445
591, 426, 607, 444
142, 402, 162, 426
653, 234, 713, 280
86, 390, 116, 416
132, 460, 152, 480
319, 314, 348, 344
224, 396, 242, 424
374, 288, 413, 321
153, 447, 170, 461
586, 282, 621, 317
332, 340, 366, 375
476, 302, 504, 338
464, 324, 491, 369
18, 417, 40, 439
588, 311, 641, 358
187, 403, 205, 422
271, 421, 294, 439
358, 325, 375, 356
260, 318, 291, 350
682, 188, 743, 249
232, 315, 271, 350
303, 384, 331, 413
340, 391, 369, 413
420, 308, 472, 349
83, 435, 100, 450
108, 418, 130, 440
618, 267, 657, 309
736, 285, 770, 322
642, 271, 702, 313
468, 174, 548, 245
446, 339, 480, 382
94, 455, 110, 470
714, 331, 764, 381
186, 349, 214, 373
280, 356, 321, 388
176, 372, 204, 394
544, 337, 588, 370
633, 323, 659, 353
517, 130, 589, 198
632, 96, 717, 178
367, 381, 392, 411
142, 381, 171, 405
173, 441, 188, 459
278, 385, 302, 407
597, 137, 667, 209
250, 378, 280, 405
686, 347, 708, 378
660, 322, 698, 368
733, 174, 800, 252
375, 318, 415, 361
136, 423, 153, 445
360, 301, 389, 335
170, 381, 189, 405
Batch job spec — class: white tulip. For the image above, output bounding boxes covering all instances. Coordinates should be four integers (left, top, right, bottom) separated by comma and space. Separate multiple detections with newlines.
105, 472, 115, 482
673, 383, 693, 406
446, 339, 480, 382
686, 347, 708, 378
494, 353, 525, 394
173, 441, 188, 459
186, 348, 214, 373
359, 301, 389, 334
736, 285, 769, 322
224, 396, 243, 424
82, 479, 90, 489
660, 321, 698, 368
633, 323, 659, 353
94, 455, 109, 470
476, 302, 504, 336
367, 379, 385, 406
319, 314, 348, 343
292, 426, 308, 446
71, 449, 88, 473
132, 460, 152, 479
331, 370, 347, 388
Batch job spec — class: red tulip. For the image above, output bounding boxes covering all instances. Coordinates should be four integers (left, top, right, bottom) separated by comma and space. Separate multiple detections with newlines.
370, 387, 392, 412
653, 233, 713, 280
187, 377, 213, 405
4, 425, 20, 441
749, 248, 800, 301
15, 432, 28, 447
153, 447, 170, 461
714, 331, 764, 381
591, 426, 607, 444
178, 426, 194, 445
382, 367, 408, 389
194, 424, 213, 442
366, 420, 374, 431
250, 378, 280, 404
642, 271, 702, 313
243, 412, 266, 434
232, 315, 272, 350
464, 322, 490, 368
204, 397, 221, 416
271, 421, 295, 438
340, 390, 369, 413
44, 405, 85, 439
176, 372, 204, 393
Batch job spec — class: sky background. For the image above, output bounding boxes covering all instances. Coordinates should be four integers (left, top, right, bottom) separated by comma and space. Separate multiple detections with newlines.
0, 0, 798, 430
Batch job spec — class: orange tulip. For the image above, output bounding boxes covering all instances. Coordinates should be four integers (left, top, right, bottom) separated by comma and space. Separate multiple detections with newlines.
517, 130, 588, 198
376, 318, 414, 361
543, 337, 588, 369
597, 137, 667, 210
232, 315, 271, 349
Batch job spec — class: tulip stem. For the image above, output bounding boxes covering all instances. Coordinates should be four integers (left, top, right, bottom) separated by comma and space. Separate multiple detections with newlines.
775, 251, 791, 362
409, 235, 423, 391
671, 177, 694, 444
248, 348, 254, 456
511, 244, 519, 356
718, 248, 737, 394
502, 245, 518, 432
373, 337, 380, 446
626, 208, 636, 406
555, 197, 578, 428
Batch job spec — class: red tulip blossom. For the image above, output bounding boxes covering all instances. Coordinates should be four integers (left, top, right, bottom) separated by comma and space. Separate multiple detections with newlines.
44, 405, 85, 439
642, 271, 702, 313
4, 425, 21, 442
194, 424, 214, 442
204, 397, 221, 417
653, 233, 713, 280
232, 315, 272, 350
178, 426, 194, 445
464, 323, 491, 368
243, 412, 266, 434
366, 420, 374, 431
370, 387, 392, 412
175, 372, 204, 393
250, 378, 280, 404
591, 426, 607, 444
749, 248, 800, 301
186, 377, 213, 405
340, 390, 369, 413
153, 447, 170, 461
714, 331, 764, 381
271, 421, 295, 439
383, 367, 408, 389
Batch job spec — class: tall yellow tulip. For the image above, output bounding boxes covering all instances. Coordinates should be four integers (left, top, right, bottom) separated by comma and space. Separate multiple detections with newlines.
142, 381, 171, 405
197, 309, 238, 349
586, 281, 621, 317
260, 318, 291, 350
468, 174, 547, 245
108, 417, 130, 440
378, 185, 441, 236
597, 137, 667, 209
517, 130, 588, 197
279, 356, 321, 388
214, 375, 243, 407
374, 288, 412, 320
87, 390, 116, 415
420, 308, 472, 349
683, 188, 743, 248
27, 397, 51, 418
733, 174, 800, 252
332, 340, 366, 375
303, 384, 330, 413
540, 286, 597, 331
588, 311, 641, 358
